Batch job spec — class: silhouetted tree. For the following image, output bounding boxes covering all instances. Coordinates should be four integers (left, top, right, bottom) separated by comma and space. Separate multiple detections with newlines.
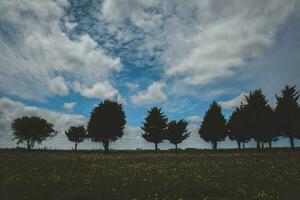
167, 120, 190, 150
244, 89, 277, 149
275, 85, 300, 149
292, 119, 300, 142
199, 101, 227, 150
141, 107, 168, 151
11, 116, 56, 149
227, 104, 250, 149
87, 100, 126, 152
65, 125, 87, 151
262, 107, 278, 149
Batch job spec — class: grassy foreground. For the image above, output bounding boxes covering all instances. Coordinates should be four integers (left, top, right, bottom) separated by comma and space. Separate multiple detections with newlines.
0, 149, 299, 200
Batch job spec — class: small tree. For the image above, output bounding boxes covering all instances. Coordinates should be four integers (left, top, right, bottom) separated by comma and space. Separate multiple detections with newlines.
141, 107, 168, 151
227, 104, 250, 149
65, 125, 87, 151
199, 101, 227, 150
87, 100, 126, 152
167, 120, 190, 150
275, 85, 300, 149
11, 116, 56, 149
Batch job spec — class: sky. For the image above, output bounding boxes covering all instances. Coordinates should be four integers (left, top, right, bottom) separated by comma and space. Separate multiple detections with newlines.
0, 0, 300, 150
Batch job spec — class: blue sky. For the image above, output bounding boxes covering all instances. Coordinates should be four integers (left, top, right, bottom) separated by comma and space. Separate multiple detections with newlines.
0, 0, 300, 149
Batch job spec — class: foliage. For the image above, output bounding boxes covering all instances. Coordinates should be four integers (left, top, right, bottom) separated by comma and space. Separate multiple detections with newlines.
275, 85, 300, 149
243, 89, 278, 148
65, 125, 87, 150
227, 103, 251, 149
11, 116, 56, 149
198, 101, 227, 150
87, 100, 126, 152
166, 120, 190, 150
141, 107, 168, 150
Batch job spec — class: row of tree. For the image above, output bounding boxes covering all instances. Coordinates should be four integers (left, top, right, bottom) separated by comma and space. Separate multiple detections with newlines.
10, 85, 300, 151
143, 85, 300, 150
200, 85, 300, 150
64, 108, 190, 151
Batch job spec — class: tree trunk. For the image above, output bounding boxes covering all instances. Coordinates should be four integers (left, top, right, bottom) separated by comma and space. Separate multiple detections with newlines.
155, 143, 158, 151
175, 144, 178, 151
242, 142, 245, 149
75, 143, 78, 151
262, 142, 264, 149
237, 141, 241, 150
103, 140, 109, 152
256, 141, 260, 150
268, 140, 272, 149
212, 141, 217, 150
26, 140, 33, 150
289, 136, 295, 150
27, 140, 30, 150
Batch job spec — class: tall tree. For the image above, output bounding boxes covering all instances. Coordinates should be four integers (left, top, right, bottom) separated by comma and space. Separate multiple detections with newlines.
88, 100, 126, 152
141, 107, 168, 151
244, 89, 277, 149
11, 116, 56, 149
275, 85, 300, 149
167, 120, 190, 150
227, 104, 250, 149
65, 125, 87, 151
198, 101, 227, 150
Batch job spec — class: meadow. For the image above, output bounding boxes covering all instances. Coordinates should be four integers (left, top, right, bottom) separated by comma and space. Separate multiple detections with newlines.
0, 149, 299, 200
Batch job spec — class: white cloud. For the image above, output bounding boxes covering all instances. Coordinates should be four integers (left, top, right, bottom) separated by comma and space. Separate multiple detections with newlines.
219, 93, 247, 109
185, 115, 202, 123
131, 82, 167, 105
125, 82, 140, 91
100, 0, 296, 87
0, 0, 122, 101
48, 76, 69, 96
162, 0, 296, 86
101, 0, 162, 30
64, 17, 77, 32
0, 0, 296, 102
0, 97, 86, 148
74, 81, 119, 99
63, 102, 77, 110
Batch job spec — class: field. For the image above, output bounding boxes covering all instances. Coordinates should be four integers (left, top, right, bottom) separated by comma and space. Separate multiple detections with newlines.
0, 149, 299, 200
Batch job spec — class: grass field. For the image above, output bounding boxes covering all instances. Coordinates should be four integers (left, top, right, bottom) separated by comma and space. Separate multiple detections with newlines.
0, 149, 299, 200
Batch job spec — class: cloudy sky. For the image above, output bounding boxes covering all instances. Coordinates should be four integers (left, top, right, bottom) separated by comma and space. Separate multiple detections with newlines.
0, 0, 300, 150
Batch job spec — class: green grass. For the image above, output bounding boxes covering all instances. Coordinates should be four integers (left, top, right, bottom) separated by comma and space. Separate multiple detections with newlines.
0, 149, 300, 200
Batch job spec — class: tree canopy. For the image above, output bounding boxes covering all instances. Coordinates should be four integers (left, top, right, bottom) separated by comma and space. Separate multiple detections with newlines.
141, 107, 168, 151
198, 101, 227, 150
275, 85, 300, 149
227, 103, 251, 149
65, 125, 87, 151
11, 116, 56, 149
87, 100, 126, 152
243, 89, 278, 149
167, 120, 190, 150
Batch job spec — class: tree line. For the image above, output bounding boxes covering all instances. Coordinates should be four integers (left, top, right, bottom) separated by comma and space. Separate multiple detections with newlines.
10, 85, 300, 151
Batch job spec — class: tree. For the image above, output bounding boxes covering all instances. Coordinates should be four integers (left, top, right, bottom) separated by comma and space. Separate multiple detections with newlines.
167, 120, 190, 150
275, 85, 300, 149
65, 125, 87, 151
199, 101, 227, 150
227, 104, 250, 149
141, 107, 168, 151
11, 116, 56, 149
244, 89, 277, 149
87, 100, 126, 152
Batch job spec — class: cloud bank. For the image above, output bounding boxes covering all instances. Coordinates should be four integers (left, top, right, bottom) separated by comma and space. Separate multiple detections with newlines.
0, 0, 122, 101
